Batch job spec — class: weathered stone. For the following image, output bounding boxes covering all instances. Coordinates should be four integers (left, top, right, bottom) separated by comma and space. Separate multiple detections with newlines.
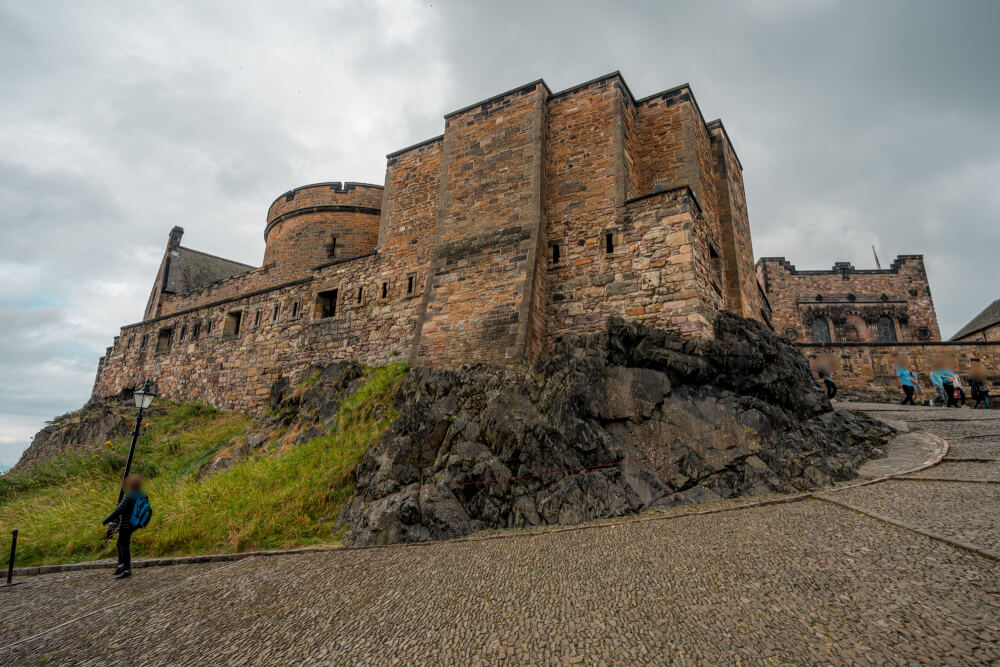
338, 314, 894, 545
11, 401, 131, 473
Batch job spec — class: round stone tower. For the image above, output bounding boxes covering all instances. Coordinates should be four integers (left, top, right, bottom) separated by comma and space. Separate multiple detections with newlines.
263, 181, 383, 279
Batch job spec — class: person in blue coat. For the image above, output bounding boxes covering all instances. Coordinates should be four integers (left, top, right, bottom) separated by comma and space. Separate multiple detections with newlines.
102, 475, 145, 579
896, 357, 915, 405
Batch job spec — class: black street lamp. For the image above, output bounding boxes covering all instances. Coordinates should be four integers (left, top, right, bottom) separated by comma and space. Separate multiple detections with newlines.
117, 380, 156, 503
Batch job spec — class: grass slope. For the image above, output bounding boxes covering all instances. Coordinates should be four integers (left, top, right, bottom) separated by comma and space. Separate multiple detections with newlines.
0, 364, 406, 567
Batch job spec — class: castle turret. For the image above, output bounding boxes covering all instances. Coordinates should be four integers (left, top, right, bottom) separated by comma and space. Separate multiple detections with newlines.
263, 181, 383, 279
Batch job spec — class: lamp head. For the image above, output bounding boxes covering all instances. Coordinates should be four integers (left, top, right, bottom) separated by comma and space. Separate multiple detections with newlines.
133, 381, 156, 410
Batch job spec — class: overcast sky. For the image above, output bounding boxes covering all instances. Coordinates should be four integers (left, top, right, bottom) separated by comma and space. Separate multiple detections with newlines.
2, 0, 998, 465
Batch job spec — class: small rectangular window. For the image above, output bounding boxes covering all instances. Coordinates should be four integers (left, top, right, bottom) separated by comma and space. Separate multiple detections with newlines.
223, 311, 242, 338
272, 304, 280, 323
327, 236, 337, 259
206, 320, 213, 335
605, 233, 614, 254
552, 244, 561, 265
316, 289, 338, 319
709, 244, 723, 295
139, 334, 149, 352
192, 322, 201, 340
381, 281, 388, 299
357, 287, 363, 304
254, 310, 261, 328
291, 300, 300, 319
178, 325, 186, 343
155, 328, 172, 354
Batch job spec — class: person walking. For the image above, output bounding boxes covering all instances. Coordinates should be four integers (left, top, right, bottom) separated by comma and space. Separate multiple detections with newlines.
953, 372, 968, 407
896, 358, 915, 405
909, 366, 926, 405
940, 365, 958, 408
817, 356, 837, 399
970, 364, 991, 409
101, 475, 152, 580
929, 367, 946, 407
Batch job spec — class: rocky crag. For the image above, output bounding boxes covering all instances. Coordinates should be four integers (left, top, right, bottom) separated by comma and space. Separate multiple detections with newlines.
338, 314, 894, 545
11, 401, 132, 474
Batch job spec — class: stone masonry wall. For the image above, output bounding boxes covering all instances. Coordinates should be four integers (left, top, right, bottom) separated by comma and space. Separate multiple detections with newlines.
378, 139, 442, 271
758, 255, 941, 343
544, 77, 621, 340
413, 82, 549, 365
157, 268, 275, 318
94, 253, 425, 412
710, 122, 760, 320
801, 342, 1000, 396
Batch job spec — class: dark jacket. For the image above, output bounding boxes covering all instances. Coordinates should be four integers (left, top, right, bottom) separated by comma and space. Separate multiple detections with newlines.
102, 491, 140, 530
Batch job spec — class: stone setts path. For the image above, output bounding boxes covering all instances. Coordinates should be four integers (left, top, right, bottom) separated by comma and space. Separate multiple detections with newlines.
1, 404, 998, 665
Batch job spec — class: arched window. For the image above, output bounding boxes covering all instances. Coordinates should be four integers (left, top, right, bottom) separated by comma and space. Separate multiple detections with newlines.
877, 316, 897, 343
811, 317, 832, 343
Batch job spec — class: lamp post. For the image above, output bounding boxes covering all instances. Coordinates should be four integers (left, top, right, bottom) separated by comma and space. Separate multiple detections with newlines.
118, 380, 156, 503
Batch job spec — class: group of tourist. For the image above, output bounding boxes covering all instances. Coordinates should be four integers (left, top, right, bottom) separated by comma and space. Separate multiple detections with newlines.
815, 354, 992, 409
896, 356, 992, 409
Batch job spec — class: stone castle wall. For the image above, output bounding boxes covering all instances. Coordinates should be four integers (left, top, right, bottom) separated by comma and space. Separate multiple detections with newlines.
92, 72, 764, 413
412, 82, 548, 365
757, 255, 941, 344
801, 341, 1000, 396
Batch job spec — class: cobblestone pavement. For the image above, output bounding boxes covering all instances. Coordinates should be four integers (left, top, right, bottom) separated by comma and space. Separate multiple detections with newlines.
854, 431, 946, 479
905, 460, 1000, 482
0, 561, 233, 643
2, 406, 999, 666
947, 439, 1000, 459
820, 480, 1000, 554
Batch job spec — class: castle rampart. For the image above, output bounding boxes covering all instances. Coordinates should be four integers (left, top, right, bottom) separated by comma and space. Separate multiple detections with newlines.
93, 72, 767, 413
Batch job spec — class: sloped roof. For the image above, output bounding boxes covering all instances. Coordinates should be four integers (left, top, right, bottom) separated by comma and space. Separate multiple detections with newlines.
951, 299, 1000, 340
164, 246, 255, 295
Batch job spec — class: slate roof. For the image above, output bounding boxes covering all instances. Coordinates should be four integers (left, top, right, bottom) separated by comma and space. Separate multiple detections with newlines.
951, 299, 1000, 340
164, 246, 255, 295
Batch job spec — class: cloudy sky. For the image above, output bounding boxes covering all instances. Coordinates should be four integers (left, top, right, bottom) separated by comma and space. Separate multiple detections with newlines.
2, 0, 998, 465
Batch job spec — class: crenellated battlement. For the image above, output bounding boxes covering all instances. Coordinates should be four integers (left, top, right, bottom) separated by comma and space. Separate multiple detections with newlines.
756, 255, 940, 344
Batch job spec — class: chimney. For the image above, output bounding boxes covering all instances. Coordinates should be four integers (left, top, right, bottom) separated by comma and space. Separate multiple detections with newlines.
168, 226, 184, 251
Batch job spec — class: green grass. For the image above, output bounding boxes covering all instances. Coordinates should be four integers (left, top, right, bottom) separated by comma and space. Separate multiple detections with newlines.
0, 363, 407, 566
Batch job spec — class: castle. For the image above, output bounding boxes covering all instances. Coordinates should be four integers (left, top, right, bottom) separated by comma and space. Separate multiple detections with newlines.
91, 72, 998, 409
92, 72, 766, 411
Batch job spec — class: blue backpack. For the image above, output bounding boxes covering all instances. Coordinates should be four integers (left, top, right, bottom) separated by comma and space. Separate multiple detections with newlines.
129, 493, 153, 529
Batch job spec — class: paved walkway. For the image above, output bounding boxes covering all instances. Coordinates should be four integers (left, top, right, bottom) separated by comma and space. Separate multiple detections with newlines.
2, 405, 998, 665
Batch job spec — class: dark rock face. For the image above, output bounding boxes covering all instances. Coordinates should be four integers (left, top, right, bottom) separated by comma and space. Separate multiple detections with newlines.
339, 314, 893, 546
13, 401, 131, 473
